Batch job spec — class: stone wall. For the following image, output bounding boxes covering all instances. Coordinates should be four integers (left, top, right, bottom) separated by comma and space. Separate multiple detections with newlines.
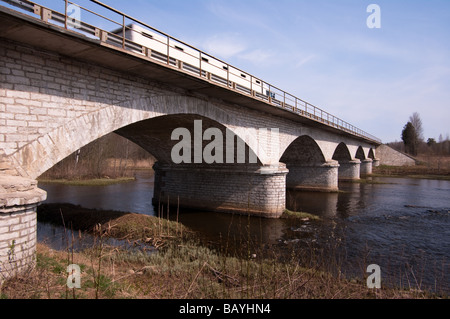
376, 145, 416, 166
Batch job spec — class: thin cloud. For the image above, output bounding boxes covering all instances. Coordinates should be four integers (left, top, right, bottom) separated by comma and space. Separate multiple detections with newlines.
207, 1, 275, 34
201, 33, 247, 59
240, 49, 275, 64
295, 54, 317, 68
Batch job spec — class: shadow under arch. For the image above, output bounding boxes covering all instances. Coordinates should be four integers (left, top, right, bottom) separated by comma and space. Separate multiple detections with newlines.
332, 142, 353, 162
280, 135, 326, 165
368, 148, 375, 160
115, 113, 263, 166
355, 146, 366, 161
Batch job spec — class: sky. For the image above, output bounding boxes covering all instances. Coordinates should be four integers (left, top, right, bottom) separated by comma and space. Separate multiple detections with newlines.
16, 0, 450, 143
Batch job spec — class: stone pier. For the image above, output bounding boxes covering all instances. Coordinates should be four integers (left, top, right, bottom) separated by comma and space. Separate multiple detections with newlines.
360, 159, 373, 176
338, 159, 361, 180
0, 176, 46, 282
285, 160, 339, 192
372, 158, 381, 167
152, 162, 288, 218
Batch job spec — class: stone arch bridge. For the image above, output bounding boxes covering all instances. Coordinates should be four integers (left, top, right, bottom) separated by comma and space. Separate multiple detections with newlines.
0, 1, 381, 279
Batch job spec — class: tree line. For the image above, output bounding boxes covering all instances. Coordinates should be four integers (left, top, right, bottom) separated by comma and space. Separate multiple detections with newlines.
392, 112, 450, 156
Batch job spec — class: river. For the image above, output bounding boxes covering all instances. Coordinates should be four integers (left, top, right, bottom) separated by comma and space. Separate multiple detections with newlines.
37, 170, 449, 294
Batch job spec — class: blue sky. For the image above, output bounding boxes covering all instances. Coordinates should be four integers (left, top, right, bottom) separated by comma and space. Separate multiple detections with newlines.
18, 1, 450, 142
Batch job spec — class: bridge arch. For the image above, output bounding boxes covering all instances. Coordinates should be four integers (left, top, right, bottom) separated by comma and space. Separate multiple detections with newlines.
116, 114, 263, 166
332, 142, 361, 180
355, 145, 374, 176
9, 95, 267, 179
332, 142, 352, 162
280, 135, 326, 165
280, 135, 338, 191
6, 93, 287, 219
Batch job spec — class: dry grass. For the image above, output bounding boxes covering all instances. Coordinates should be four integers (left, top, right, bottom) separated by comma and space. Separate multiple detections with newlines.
372, 155, 450, 180
0, 204, 444, 299
38, 157, 155, 182
281, 209, 321, 221
1, 242, 439, 300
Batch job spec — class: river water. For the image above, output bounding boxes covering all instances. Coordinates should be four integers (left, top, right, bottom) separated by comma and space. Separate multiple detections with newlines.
37, 170, 449, 294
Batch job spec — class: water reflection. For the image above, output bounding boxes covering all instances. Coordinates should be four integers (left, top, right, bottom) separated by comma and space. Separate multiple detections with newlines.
39, 171, 156, 215
173, 211, 286, 248
286, 181, 376, 219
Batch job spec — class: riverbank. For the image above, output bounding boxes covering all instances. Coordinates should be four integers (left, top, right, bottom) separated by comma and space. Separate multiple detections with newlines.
0, 204, 444, 299
372, 165, 450, 180
38, 155, 155, 184
37, 157, 155, 186
37, 176, 137, 186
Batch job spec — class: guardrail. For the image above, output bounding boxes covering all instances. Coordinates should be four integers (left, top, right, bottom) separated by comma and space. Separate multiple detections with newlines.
0, 0, 382, 144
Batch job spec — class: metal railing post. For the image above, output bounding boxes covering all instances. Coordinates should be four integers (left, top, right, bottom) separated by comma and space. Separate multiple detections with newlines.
64, 0, 68, 29
199, 52, 202, 77
167, 37, 170, 65
122, 15, 125, 49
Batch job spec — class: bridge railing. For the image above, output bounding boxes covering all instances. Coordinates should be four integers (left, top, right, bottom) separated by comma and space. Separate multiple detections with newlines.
1, 0, 382, 144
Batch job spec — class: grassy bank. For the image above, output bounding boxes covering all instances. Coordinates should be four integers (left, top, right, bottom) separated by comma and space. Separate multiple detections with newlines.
0, 204, 444, 299
3, 241, 434, 299
372, 165, 450, 180
370, 155, 450, 180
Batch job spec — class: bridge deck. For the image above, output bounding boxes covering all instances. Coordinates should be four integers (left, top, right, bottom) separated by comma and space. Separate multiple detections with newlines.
0, 0, 381, 145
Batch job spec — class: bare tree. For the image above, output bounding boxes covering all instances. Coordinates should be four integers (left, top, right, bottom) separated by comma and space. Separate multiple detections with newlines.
409, 112, 424, 142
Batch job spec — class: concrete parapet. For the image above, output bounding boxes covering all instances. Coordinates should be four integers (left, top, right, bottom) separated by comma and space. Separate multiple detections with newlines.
153, 162, 288, 218
0, 175, 46, 283
285, 160, 339, 192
